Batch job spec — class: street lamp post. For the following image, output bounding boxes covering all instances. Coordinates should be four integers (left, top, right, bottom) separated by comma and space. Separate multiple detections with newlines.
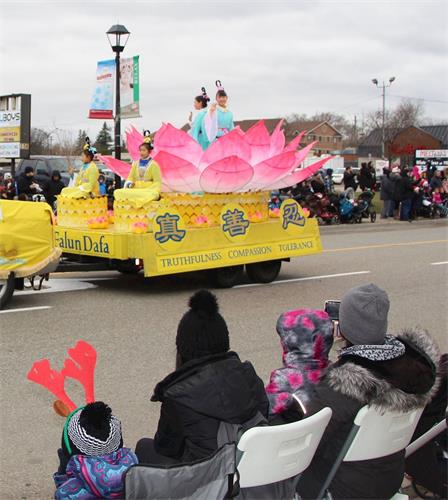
107, 24, 130, 190
372, 77, 395, 158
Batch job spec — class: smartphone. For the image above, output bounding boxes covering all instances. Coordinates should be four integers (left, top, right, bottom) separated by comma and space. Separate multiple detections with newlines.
325, 300, 341, 321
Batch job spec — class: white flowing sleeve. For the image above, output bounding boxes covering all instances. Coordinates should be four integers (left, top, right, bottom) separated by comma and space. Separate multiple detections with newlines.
204, 109, 218, 143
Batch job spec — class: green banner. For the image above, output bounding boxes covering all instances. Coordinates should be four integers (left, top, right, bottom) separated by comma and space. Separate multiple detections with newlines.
120, 55, 140, 119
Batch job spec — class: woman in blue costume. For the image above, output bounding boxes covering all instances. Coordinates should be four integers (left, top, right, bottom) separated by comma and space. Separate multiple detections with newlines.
188, 87, 210, 151
204, 80, 235, 144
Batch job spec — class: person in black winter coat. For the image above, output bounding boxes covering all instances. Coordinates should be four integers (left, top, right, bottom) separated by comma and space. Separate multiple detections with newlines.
297, 284, 440, 500
380, 168, 394, 218
397, 168, 415, 221
343, 166, 357, 192
17, 166, 40, 198
135, 290, 269, 464
358, 163, 371, 191
43, 170, 65, 208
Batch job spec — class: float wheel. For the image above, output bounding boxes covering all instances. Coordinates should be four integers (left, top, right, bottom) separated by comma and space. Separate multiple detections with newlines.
246, 260, 282, 283
116, 259, 142, 274
0, 273, 15, 310
210, 265, 244, 288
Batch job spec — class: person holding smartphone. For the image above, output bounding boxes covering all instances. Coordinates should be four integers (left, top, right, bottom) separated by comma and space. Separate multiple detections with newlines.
265, 309, 334, 424
297, 283, 440, 500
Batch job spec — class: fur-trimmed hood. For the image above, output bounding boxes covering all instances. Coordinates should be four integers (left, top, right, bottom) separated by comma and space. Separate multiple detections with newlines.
326, 328, 440, 412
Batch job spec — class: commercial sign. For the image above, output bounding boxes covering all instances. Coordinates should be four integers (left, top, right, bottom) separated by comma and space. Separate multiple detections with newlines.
415, 149, 448, 170
0, 94, 31, 159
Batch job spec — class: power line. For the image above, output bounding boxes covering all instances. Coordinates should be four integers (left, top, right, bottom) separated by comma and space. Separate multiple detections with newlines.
389, 94, 448, 104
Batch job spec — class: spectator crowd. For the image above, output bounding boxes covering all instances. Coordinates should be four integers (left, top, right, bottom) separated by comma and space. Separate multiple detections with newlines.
48, 286, 445, 499
0, 167, 117, 210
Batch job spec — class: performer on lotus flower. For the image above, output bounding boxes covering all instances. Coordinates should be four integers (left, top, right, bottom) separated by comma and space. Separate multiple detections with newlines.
60, 138, 100, 198
204, 80, 234, 144
188, 87, 210, 150
114, 131, 162, 203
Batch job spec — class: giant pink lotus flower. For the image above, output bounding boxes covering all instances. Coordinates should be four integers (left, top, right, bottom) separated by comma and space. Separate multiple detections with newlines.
100, 120, 332, 193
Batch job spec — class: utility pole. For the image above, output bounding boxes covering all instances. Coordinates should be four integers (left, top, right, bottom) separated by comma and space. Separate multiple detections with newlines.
372, 77, 396, 158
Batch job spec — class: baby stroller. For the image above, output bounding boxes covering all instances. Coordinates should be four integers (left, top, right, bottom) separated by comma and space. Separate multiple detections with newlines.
356, 190, 376, 223
308, 193, 340, 225
433, 199, 448, 218
339, 189, 362, 224
417, 195, 434, 218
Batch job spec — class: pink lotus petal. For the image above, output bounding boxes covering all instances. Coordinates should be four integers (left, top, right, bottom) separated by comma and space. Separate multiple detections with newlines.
125, 126, 144, 162
244, 120, 271, 164
269, 119, 285, 157
272, 156, 333, 190
248, 151, 297, 190
199, 156, 254, 193
284, 131, 306, 152
199, 128, 251, 171
294, 141, 317, 167
154, 122, 203, 165
153, 151, 201, 192
98, 155, 132, 178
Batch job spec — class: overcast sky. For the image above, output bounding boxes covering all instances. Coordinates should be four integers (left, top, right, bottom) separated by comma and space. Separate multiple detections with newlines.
1, 0, 447, 141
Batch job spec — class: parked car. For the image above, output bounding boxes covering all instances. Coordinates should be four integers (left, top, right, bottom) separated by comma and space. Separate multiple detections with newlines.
16, 156, 76, 187
332, 167, 346, 185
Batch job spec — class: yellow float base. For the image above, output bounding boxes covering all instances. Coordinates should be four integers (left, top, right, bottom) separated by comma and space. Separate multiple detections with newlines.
57, 196, 108, 229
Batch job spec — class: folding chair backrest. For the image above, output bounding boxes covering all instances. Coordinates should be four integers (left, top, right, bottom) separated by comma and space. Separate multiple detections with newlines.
237, 407, 332, 488
344, 405, 424, 461
125, 442, 236, 500
316, 405, 424, 500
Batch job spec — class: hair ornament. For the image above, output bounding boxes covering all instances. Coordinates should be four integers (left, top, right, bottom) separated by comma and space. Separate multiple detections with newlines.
143, 130, 152, 144
201, 87, 210, 102
83, 137, 97, 155
215, 80, 224, 91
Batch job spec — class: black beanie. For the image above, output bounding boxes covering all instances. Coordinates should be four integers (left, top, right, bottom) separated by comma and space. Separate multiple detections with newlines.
176, 290, 230, 363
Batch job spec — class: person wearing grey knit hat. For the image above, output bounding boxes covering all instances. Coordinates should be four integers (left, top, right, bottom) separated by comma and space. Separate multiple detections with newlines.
297, 283, 440, 500
339, 283, 390, 346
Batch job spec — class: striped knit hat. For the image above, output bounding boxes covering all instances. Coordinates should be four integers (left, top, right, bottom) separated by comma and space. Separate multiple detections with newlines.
65, 402, 122, 456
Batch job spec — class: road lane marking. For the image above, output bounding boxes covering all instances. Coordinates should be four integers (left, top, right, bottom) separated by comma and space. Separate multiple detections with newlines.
323, 239, 448, 253
430, 261, 448, 266
234, 271, 371, 289
0, 306, 52, 314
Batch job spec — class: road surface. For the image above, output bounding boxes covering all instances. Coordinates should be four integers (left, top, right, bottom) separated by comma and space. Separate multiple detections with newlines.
0, 218, 447, 498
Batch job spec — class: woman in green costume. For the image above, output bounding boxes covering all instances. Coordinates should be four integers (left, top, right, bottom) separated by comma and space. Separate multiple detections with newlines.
114, 131, 162, 204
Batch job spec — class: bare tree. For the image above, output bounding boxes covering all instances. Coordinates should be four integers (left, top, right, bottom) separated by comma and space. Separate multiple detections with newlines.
51, 129, 78, 157
388, 98, 425, 129
364, 98, 426, 138
30, 128, 51, 155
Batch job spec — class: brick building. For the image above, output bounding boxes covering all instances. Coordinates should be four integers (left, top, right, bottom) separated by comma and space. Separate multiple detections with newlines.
358, 125, 448, 164
236, 119, 343, 155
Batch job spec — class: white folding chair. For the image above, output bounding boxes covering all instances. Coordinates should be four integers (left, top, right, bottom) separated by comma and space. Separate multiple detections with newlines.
236, 407, 332, 489
317, 405, 424, 500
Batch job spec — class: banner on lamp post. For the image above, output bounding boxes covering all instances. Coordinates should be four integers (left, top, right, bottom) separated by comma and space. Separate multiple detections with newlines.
88, 59, 115, 119
120, 55, 140, 118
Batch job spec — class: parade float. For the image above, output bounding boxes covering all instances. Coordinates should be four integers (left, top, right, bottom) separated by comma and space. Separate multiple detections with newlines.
53, 119, 329, 287
0, 200, 61, 308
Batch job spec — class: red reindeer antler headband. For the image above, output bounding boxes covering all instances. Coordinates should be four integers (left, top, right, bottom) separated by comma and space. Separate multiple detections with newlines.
27, 340, 97, 417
